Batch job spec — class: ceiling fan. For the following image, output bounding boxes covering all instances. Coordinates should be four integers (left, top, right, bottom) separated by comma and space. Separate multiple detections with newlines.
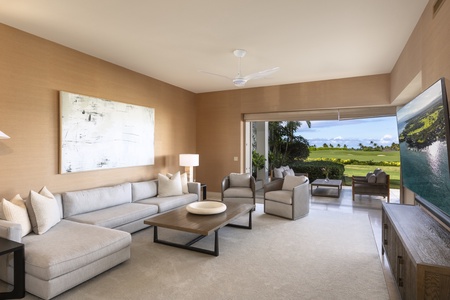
201, 49, 280, 87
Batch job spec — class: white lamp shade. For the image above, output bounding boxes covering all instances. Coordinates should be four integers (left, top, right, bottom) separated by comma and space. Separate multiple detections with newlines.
179, 154, 199, 167
0, 130, 10, 139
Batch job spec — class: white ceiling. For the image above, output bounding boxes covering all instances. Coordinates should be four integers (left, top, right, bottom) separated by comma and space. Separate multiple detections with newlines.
0, 0, 429, 93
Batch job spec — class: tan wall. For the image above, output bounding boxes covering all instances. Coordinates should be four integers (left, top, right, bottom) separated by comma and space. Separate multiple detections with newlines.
391, 0, 450, 99
196, 74, 391, 192
0, 24, 197, 199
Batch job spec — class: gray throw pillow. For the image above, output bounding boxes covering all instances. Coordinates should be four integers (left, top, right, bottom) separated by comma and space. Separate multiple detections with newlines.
368, 174, 377, 183
376, 171, 387, 183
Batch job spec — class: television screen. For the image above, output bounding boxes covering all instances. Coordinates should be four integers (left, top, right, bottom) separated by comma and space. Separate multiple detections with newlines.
396, 78, 450, 227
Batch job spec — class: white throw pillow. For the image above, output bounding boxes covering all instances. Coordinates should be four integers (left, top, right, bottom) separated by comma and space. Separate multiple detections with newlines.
180, 172, 189, 194
167, 172, 188, 194
26, 186, 61, 235
2, 194, 32, 237
283, 168, 295, 176
282, 175, 306, 191
158, 172, 183, 197
273, 167, 284, 179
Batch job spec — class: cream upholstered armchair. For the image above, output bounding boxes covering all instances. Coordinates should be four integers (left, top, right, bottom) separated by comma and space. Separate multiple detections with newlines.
221, 173, 256, 207
264, 175, 310, 220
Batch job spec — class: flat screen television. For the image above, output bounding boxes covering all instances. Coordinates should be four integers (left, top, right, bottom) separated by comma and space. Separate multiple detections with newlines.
396, 77, 450, 228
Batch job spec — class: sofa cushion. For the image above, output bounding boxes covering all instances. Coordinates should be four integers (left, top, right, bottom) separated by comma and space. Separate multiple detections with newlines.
27, 187, 61, 235
158, 172, 182, 197
137, 193, 198, 213
21, 220, 131, 281
265, 190, 292, 205
282, 175, 306, 191
1, 194, 32, 237
62, 183, 132, 218
223, 187, 253, 198
65, 203, 158, 228
229, 173, 251, 187
131, 180, 158, 202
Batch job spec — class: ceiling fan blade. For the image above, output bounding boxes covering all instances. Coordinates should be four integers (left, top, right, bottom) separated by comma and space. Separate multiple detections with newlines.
199, 70, 233, 80
244, 67, 280, 80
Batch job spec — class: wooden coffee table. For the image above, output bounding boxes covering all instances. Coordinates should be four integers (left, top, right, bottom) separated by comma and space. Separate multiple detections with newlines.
311, 179, 343, 198
144, 202, 254, 256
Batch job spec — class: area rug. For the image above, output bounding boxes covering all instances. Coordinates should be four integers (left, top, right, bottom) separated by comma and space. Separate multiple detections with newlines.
23, 205, 389, 299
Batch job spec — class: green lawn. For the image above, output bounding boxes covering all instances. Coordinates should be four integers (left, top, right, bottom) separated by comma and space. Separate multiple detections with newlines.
308, 149, 401, 189
309, 149, 400, 162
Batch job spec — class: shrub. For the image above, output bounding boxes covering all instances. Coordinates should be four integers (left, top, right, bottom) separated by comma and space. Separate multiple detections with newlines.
290, 161, 345, 182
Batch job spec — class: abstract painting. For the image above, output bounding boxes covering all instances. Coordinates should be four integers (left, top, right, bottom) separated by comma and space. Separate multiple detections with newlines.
60, 91, 155, 173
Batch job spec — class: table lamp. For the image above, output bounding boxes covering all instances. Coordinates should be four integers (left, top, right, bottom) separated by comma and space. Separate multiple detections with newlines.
179, 154, 199, 182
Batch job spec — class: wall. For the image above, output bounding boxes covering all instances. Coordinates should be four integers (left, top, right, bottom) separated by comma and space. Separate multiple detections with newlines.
0, 24, 197, 198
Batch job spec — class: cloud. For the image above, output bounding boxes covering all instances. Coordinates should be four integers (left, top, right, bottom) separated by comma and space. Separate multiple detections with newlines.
379, 134, 396, 145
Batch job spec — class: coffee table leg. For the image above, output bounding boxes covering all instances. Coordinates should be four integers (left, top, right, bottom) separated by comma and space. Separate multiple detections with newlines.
227, 210, 252, 229
153, 226, 158, 242
214, 230, 219, 256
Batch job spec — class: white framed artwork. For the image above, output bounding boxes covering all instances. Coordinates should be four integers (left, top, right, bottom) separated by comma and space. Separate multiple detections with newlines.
60, 91, 155, 173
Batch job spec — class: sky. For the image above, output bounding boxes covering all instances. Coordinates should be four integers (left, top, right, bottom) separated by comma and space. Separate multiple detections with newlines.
295, 116, 399, 149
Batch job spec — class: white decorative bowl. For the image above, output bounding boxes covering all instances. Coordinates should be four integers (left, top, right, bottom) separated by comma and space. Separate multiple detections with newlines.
186, 201, 227, 215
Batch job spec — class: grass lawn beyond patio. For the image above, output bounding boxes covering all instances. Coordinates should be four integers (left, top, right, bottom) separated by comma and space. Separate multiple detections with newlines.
308, 149, 400, 189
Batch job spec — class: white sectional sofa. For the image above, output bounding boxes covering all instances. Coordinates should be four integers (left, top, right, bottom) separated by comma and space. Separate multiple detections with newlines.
0, 179, 200, 299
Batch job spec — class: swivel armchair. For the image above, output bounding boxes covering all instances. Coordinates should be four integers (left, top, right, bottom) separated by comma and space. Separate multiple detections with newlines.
264, 175, 310, 220
221, 173, 256, 207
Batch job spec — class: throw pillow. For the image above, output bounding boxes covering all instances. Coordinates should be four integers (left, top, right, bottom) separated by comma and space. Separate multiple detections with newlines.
281, 165, 290, 171
180, 172, 189, 194
282, 175, 306, 191
376, 171, 387, 183
229, 173, 251, 187
26, 186, 61, 235
273, 167, 284, 179
283, 169, 295, 176
368, 174, 377, 183
166, 172, 188, 193
373, 168, 382, 175
2, 194, 32, 237
158, 172, 183, 197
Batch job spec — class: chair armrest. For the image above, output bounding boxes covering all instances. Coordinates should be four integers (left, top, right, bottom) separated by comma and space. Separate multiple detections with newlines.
250, 176, 256, 198
0, 220, 22, 243
187, 182, 201, 200
292, 180, 309, 199
221, 176, 230, 200
264, 179, 283, 193
352, 175, 368, 182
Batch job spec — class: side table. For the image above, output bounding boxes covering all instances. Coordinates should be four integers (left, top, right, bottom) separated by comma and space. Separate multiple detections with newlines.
0, 238, 25, 299
200, 183, 207, 200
